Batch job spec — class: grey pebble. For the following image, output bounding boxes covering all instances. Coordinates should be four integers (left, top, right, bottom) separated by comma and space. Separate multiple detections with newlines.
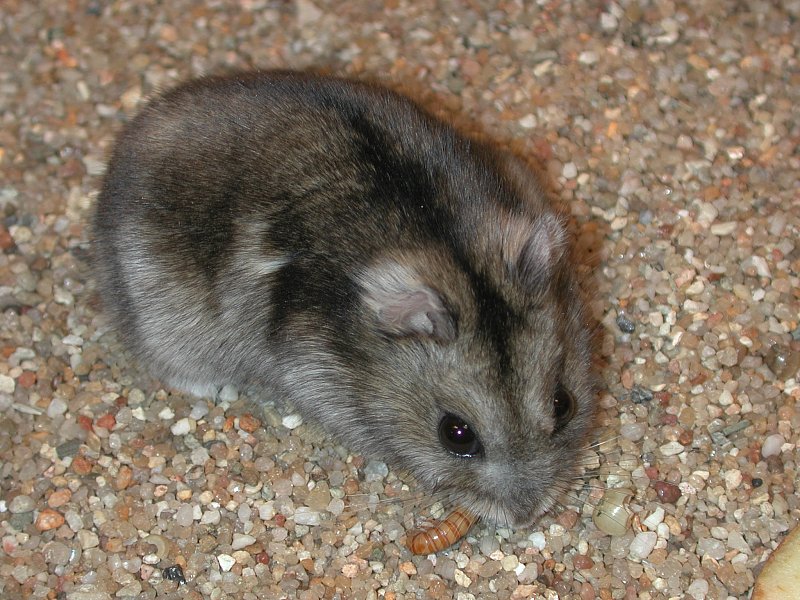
56, 439, 82, 459
630, 386, 654, 404
8, 494, 36, 513
616, 314, 636, 333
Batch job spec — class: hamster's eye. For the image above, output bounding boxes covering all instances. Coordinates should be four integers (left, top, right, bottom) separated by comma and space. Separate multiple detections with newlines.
553, 383, 576, 428
438, 413, 482, 458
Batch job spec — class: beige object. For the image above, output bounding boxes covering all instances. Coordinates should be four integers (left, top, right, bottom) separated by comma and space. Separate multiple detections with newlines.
753, 525, 800, 599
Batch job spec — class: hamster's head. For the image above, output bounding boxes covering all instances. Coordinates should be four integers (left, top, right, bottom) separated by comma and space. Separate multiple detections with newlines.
355, 212, 596, 528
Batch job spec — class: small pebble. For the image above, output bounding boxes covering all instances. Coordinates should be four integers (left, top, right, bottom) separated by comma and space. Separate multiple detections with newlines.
281, 414, 303, 429
630, 386, 654, 404
761, 433, 784, 458
629, 531, 658, 560
616, 314, 636, 333
35, 508, 65, 531
238, 413, 261, 433
231, 534, 257, 550
620, 422, 647, 442
9, 495, 35, 513
686, 578, 709, 599
163, 565, 186, 585
654, 481, 682, 504
217, 554, 236, 572
0, 375, 15, 394
170, 418, 192, 436
218, 384, 238, 402
659, 441, 685, 456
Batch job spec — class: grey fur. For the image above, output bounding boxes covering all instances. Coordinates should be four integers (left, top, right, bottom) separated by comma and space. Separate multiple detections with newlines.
92, 71, 596, 527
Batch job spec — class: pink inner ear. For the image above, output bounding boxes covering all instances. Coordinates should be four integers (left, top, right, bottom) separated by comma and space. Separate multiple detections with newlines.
359, 261, 456, 342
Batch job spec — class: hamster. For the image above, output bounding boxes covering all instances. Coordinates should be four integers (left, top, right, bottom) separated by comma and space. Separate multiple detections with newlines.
92, 71, 596, 528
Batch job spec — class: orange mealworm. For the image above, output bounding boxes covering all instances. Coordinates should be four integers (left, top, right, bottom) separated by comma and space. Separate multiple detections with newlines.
406, 507, 478, 555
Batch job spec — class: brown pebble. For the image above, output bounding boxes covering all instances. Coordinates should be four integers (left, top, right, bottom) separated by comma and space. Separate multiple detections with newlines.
678, 429, 693, 446
35, 508, 65, 531
343, 478, 359, 496
556, 509, 579, 530
256, 551, 270, 564
17, 371, 36, 388
654, 481, 682, 504
511, 584, 538, 599
573, 554, 594, 569
238, 413, 261, 433
47, 488, 72, 508
71, 455, 93, 475
104, 538, 124, 552
0, 227, 14, 251
115, 465, 133, 490
580, 582, 596, 600
96, 413, 116, 430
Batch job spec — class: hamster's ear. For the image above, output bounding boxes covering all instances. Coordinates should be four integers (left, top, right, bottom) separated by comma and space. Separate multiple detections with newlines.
358, 261, 456, 342
504, 212, 568, 290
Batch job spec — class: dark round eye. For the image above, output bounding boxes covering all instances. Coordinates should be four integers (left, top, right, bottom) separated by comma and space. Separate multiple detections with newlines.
553, 383, 576, 428
438, 413, 482, 457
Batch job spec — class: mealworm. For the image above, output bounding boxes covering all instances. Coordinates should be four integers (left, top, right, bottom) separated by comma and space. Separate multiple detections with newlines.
406, 507, 478, 555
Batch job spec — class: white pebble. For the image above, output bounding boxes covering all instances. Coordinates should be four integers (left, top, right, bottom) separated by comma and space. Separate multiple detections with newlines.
200, 509, 221, 525
258, 502, 276, 521
158, 406, 175, 420
562, 162, 578, 178
454, 569, 472, 587
231, 534, 256, 550
696, 203, 718, 227
501, 555, 519, 571
718, 390, 734, 406
724, 469, 742, 490
578, 51, 598, 65
600, 12, 618, 31
217, 554, 235, 572
686, 579, 709, 599
642, 507, 665, 530
282, 414, 303, 429
189, 402, 210, 420
761, 433, 784, 457
293, 507, 322, 526
62, 334, 84, 346
685, 279, 705, 295
518, 114, 537, 129
170, 418, 192, 436
0, 375, 14, 394
629, 531, 658, 560
47, 397, 69, 418
218, 384, 238, 402
710, 221, 737, 236
659, 441, 685, 456
620, 422, 647, 442
528, 531, 546, 551
750, 256, 772, 278
53, 287, 74, 305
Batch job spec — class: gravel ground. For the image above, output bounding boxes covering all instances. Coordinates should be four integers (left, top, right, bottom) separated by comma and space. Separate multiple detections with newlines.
1, 1, 799, 599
